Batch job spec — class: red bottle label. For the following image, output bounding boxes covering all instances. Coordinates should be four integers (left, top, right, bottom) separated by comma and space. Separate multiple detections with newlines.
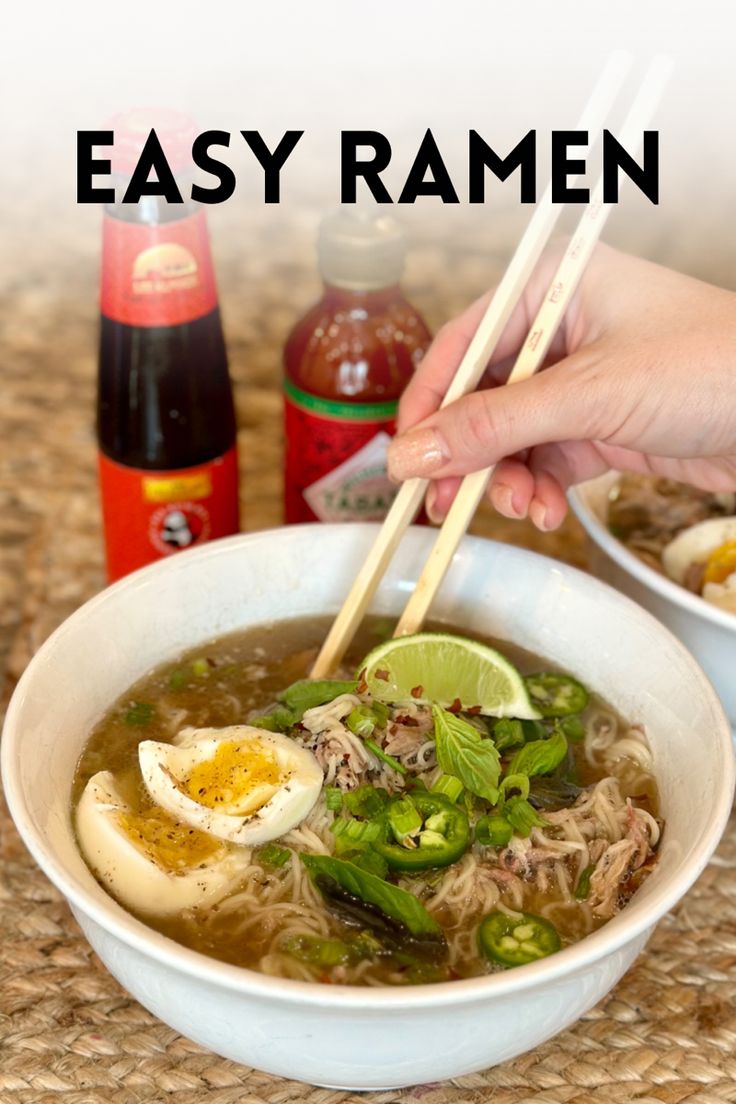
99, 446, 240, 582
284, 380, 400, 524
100, 211, 218, 327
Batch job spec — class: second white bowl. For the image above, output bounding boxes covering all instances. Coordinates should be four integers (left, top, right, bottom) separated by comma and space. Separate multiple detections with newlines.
571, 474, 736, 725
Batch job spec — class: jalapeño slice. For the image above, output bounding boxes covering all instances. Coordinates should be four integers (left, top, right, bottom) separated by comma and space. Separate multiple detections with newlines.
524, 673, 589, 717
478, 910, 561, 967
373, 792, 470, 872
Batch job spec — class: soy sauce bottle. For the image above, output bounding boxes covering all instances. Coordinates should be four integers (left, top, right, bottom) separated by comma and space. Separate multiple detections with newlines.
283, 209, 431, 524
97, 110, 239, 582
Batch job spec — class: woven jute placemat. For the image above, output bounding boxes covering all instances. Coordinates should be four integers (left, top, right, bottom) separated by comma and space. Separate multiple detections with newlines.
1, 200, 735, 1103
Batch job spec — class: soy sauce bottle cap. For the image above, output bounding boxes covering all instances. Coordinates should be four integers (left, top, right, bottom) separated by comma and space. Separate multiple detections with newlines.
318, 208, 407, 291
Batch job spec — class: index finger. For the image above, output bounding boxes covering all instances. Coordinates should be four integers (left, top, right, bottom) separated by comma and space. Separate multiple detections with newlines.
398, 241, 577, 435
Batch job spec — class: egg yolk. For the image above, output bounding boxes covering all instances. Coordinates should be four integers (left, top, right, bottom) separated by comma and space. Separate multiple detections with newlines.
118, 806, 221, 869
183, 739, 282, 814
703, 540, 736, 586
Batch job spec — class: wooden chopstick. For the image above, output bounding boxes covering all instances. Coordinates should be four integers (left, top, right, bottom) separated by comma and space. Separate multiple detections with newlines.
310, 51, 634, 679
395, 55, 673, 638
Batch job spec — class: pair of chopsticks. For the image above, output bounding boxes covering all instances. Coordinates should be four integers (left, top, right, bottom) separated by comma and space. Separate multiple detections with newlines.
312, 52, 673, 678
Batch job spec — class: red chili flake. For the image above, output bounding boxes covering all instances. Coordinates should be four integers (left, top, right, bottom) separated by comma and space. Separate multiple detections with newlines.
410, 685, 424, 699
374, 669, 390, 682
466, 705, 482, 715
357, 667, 367, 682
395, 714, 419, 727
447, 698, 462, 714
357, 679, 368, 695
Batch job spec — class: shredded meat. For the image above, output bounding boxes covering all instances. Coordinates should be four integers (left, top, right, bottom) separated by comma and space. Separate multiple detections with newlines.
609, 474, 734, 561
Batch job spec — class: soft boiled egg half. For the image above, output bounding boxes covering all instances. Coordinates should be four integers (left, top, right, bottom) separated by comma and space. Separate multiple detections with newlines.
76, 771, 253, 915
662, 517, 736, 613
138, 725, 323, 846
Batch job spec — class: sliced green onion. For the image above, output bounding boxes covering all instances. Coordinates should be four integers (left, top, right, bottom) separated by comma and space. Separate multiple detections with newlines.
324, 786, 343, 811
521, 719, 548, 742
168, 670, 187, 691
332, 817, 381, 843
191, 657, 210, 678
371, 701, 390, 727
559, 715, 586, 742
475, 814, 513, 848
124, 702, 155, 726
499, 773, 530, 802
257, 843, 291, 868
575, 863, 595, 900
365, 738, 408, 775
346, 705, 376, 738
431, 774, 464, 803
492, 718, 525, 752
388, 796, 423, 843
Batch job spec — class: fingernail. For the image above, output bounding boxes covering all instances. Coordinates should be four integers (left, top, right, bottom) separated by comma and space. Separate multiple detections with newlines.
425, 484, 443, 525
529, 499, 550, 531
493, 483, 521, 519
387, 428, 450, 481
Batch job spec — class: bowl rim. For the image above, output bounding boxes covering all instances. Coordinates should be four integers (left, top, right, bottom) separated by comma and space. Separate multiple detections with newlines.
569, 476, 736, 634
2, 525, 734, 1011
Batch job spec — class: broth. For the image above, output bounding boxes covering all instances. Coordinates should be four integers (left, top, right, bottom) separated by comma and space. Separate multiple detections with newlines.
73, 616, 660, 985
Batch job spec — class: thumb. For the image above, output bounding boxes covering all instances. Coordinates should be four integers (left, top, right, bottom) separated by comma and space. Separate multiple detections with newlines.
387, 351, 607, 481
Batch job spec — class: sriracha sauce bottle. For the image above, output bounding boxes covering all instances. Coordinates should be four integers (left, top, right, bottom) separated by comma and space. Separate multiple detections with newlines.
283, 209, 431, 524
97, 110, 239, 582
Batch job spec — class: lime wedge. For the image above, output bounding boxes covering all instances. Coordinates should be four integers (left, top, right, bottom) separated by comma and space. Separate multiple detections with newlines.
359, 633, 541, 720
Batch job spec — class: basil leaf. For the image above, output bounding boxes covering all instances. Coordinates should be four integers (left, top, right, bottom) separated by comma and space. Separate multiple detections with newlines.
508, 729, 568, 779
432, 706, 501, 804
504, 797, 549, 837
301, 854, 443, 939
279, 679, 357, 721
250, 706, 297, 732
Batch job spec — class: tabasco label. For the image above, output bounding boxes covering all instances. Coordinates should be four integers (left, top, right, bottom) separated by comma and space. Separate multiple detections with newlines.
100, 210, 218, 328
283, 379, 399, 524
99, 447, 240, 582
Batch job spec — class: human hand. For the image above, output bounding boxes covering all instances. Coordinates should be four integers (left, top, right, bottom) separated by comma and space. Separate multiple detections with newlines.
387, 243, 736, 530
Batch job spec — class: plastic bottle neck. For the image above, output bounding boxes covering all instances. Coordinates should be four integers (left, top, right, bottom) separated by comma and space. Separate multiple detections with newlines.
320, 282, 405, 309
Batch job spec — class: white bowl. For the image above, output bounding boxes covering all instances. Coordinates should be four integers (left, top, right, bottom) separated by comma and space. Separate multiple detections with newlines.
570, 473, 736, 726
2, 525, 734, 1089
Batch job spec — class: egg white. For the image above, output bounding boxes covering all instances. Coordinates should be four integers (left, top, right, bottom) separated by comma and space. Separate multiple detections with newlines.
662, 517, 736, 589
76, 771, 252, 916
138, 725, 323, 845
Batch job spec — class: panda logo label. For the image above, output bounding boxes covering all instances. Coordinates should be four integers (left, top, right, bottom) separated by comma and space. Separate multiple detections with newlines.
149, 503, 211, 556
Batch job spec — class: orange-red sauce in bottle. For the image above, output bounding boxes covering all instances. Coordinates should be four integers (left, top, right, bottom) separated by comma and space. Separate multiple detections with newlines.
283, 210, 431, 524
